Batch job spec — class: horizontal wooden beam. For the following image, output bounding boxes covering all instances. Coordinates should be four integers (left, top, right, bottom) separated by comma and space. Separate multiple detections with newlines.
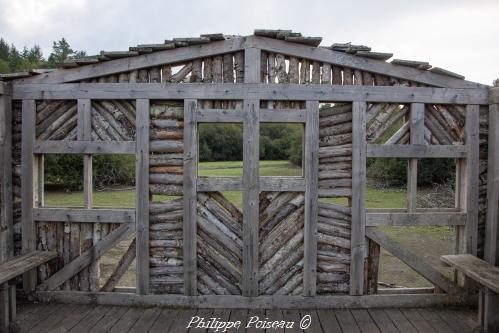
366, 227, 460, 295
197, 109, 244, 123
377, 287, 436, 295
13, 83, 489, 104
33, 208, 135, 223
33, 141, 136, 154
249, 36, 484, 89
23, 291, 472, 309
197, 177, 305, 192
366, 212, 466, 226
0, 251, 57, 285
0, 82, 11, 95
18, 38, 248, 84
260, 109, 307, 123
367, 144, 467, 158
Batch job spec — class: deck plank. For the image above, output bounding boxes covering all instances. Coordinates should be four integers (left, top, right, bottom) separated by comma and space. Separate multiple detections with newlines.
401, 309, 438, 333
299, 310, 322, 333
384, 309, 418, 333
367, 309, 399, 333
265, 309, 285, 333
226, 309, 247, 333
317, 309, 342, 332
351, 309, 381, 333
108, 307, 144, 333
128, 307, 162, 333
417, 308, 455, 333
434, 309, 473, 333
148, 308, 178, 333
69, 305, 114, 332
46, 304, 94, 332
28, 303, 75, 332
190, 309, 213, 332
247, 309, 265, 333
167, 308, 196, 332
88, 306, 129, 333
19, 303, 62, 332
335, 309, 362, 333
282, 309, 303, 332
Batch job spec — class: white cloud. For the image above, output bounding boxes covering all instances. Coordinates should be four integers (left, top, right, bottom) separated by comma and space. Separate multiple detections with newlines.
0, 0, 497, 84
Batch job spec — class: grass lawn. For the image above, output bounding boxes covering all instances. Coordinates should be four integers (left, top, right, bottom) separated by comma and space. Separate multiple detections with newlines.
45, 160, 454, 288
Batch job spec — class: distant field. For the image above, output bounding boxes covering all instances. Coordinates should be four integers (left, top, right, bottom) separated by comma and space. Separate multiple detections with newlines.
45, 160, 453, 288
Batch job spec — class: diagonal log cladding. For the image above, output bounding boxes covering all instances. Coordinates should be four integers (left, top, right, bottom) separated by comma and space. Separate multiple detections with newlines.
258, 191, 305, 295
91, 100, 136, 141
36, 101, 78, 140
196, 192, 243, 295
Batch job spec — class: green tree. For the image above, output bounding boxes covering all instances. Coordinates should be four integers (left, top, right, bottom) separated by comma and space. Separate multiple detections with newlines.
48, 38, 85, 65
0, 38, 9, 61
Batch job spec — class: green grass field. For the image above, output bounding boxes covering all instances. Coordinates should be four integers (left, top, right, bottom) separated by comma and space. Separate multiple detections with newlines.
45, 160, 408, 209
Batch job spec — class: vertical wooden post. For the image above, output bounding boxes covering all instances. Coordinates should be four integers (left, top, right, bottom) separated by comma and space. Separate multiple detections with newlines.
465, 105, 480, 256
350, 101, 367, 295
77, 99, 93, 291
244, 48, 261, 84
21, 99, 37, 290
243, 99, 260, 296
483, 98, 499, 331
303, 100, 319, 296
136, 99, 150, 295
183, 99, 198, 296
407, 103, 424, 211
0, 84, 13, 332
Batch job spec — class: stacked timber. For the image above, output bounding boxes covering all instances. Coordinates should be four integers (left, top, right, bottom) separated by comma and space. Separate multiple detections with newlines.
424, 105, 465, 145
91, 100, 136, 141
197, 192, 243, 295
149, 198, 184, 294
478, 106, 489, 257
317, 103, 353, 294
149, 101, 184, 197
11, 101, 22, 256
36, 100, 78, 140
259, 192, 304, 295
149, 101, 184, 294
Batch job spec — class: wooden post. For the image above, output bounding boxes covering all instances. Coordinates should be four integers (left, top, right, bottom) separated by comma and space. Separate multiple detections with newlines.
136, 99, 150, 294
483, 97, 499, 331
183, 99, 198, 295
77, 99, 93, 291
244, 48, 261, 84
303, 100, 319, 296
350, 101, 367, 295
408, 103, 424, 211
21, 99, 37, 290
0, 84, 13, 332
243, 99, 259, 296
464, 105, 479, 256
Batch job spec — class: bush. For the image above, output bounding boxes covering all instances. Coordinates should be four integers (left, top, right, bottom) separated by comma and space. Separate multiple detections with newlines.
44, 154, 135, 191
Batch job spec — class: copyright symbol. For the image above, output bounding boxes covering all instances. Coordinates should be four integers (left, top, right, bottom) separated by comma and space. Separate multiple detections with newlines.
300, 314, 311, 329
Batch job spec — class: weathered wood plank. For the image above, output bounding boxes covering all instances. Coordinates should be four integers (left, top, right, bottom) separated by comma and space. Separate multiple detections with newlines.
441, 254, 499, 294
408, 103, 424, 212
183, 98, 198, 295
19, 38, 247, 84
242, 99, 259, 296
33, 208, 135, 223
197, 109, 244, 122
485, 103, 499, 266
366, 212, 466, 226
244, 48, 261, 84
37, 224, 133, 291
250, 36, 482, 88
260, 109, 307, 123
21, 99, 37, 290
464, 105, 480, 256
367, 144, 467, 158
367, 227, 459, 294
0, 90, 13, 264
25, 290, 472, 308
0, 251, 57, 285
350, 101, 366, 296
304, 100, 319, 296
33, 140, 136, 154
13, 84, 489, 104
136, 98, 150, 295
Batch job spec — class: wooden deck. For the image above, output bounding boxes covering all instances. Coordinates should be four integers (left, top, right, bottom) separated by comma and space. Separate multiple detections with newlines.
14, 303, 479, 332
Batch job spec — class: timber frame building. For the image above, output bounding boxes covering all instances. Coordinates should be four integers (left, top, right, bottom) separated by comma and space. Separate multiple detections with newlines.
0, 29, 498, 330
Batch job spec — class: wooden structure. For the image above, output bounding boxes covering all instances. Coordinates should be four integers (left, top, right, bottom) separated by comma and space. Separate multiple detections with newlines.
0, 29, 498, 330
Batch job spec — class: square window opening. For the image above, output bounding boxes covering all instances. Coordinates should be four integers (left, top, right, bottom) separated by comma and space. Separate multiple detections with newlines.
92, 154, 136, 208
198, 123, 244, 177
416, 158, 456, 209
43, 154, 84, 208
260, 123, 304, 177
366, 157, 407, 209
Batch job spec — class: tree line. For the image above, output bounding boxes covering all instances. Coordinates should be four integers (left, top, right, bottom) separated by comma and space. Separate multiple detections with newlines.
0, 37, 85, 73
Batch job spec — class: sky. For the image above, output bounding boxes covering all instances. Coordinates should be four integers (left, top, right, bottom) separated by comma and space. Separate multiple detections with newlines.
0, 0, 497, 85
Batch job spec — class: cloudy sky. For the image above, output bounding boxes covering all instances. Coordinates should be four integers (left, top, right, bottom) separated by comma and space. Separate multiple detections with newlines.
0, 0, 497, 85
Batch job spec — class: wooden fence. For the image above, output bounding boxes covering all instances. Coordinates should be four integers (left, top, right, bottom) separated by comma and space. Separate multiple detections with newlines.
0, 36, 498, 308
